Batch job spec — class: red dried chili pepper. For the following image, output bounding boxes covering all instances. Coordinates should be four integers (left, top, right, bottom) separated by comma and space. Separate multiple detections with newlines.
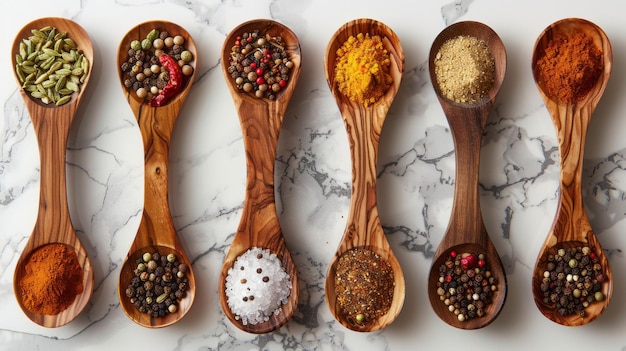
149, 53, 183, 107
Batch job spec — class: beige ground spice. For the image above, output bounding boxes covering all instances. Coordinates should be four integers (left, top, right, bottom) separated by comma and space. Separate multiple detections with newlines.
434, 35, 495, 104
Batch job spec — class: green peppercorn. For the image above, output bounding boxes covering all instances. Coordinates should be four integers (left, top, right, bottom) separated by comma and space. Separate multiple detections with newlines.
131, 40, 141, 51
595, 292, 604, 301
141, 38, 152, 50
146, 28, 159, 42
143, 252, 152, 263
167, 253, 176, 263
180, 50, 193, 62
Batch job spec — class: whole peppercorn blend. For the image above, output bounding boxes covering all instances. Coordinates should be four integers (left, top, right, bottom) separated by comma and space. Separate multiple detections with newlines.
226, 29, 294, 100
435, 250, 498, 322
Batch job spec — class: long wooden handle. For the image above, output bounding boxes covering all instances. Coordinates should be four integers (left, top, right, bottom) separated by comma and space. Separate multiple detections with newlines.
29, 102, 78, 248
547, 102, 593, 246
437, 103, 492, 254
337, 103, 385, 252
234, 97, 285, 250
133, 103, 180, 250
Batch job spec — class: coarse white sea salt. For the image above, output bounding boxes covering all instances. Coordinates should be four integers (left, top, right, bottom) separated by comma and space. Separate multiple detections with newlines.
225, 247, 292, 325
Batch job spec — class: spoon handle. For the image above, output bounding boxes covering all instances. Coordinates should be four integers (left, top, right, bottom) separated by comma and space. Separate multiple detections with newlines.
547, 102, 593, 244
338, 105, 387, 250
134, 105, 180, 249
28, 102, 79, 247
438, 104, 491, 252
232, 97, 286, 251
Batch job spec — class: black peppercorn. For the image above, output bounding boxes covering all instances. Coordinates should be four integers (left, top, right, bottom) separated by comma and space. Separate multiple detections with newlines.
125, 251, 189, 318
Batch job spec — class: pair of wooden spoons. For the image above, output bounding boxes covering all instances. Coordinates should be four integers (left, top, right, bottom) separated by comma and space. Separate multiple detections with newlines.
11, 18, 199, 329
219, 18, 407, 334
428, 18, 613, 328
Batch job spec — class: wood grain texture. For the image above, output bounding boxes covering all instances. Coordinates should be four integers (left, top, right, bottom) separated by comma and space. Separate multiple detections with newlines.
426, 21, 508, 330
11, 17, 94, 328
323, 18, 406, 332
531, 18, 613, 326
218, 19, 301, 334
116, 20, 197, 328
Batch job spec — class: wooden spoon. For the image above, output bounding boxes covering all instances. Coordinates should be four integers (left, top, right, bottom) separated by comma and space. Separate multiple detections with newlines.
218, 19, 301, 334
11, 17, 94, 328
426, 21, 508, 329
530, 18, 612, 326
116, 20, 197, 328
323, 18, 406, 332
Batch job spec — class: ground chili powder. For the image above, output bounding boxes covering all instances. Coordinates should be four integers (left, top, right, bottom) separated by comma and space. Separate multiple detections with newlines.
18, 243, 84, 315
534, 31, 602, 103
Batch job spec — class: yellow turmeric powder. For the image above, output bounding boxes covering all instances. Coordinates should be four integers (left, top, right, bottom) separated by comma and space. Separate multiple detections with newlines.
334, 33, 392, 107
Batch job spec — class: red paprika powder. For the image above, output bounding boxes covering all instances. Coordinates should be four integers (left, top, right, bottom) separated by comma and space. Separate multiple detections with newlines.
18, 243, 84, 315
534, 31, 602, 103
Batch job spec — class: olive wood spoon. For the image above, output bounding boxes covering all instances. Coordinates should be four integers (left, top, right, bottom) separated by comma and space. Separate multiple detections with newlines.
218, 19, 301, 334
323, 18, 406, 332
11, 17, 94, 328
530, 18, 613, 326
426, 21, 508, 329
116, 20, 197, 328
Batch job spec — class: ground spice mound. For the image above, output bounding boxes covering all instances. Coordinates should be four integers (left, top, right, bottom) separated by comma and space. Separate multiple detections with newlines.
334, 33, 392, 107
18, 243, 84, 315
335, 247, 395, 324
534, 31, 602, 103
434, 35, 495, 104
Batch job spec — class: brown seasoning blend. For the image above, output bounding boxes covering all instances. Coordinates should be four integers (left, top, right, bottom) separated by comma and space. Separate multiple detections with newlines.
434, 35, 495, 104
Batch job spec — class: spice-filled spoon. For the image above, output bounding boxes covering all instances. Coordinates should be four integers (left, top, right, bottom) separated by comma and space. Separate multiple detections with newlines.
218, 19, 301, 334
530, 18, 612, 326
116, 20, 197, 328
426, 21, 508, 329
11, 17, 94, 328
323, 18, 406, 332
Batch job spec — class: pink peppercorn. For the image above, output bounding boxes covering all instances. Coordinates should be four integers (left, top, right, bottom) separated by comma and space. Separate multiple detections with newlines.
461, 253, 477, 270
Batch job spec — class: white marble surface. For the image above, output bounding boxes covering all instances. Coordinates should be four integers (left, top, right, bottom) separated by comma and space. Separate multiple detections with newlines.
2, 0, 626, 349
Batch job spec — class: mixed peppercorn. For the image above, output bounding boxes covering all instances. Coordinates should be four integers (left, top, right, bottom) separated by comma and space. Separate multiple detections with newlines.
436, 250, 497, 322
226, 29, 294, 100
539, 246, 605, 317
125, 251, 189, 318
120, 28, 194, 107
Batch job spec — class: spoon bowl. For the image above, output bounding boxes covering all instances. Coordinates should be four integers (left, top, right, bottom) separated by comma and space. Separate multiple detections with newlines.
218, 19, 301, 334
11, 17, 94, 328
323, 18, 405, 332
530, 18, 612, 326
116, 20, 197, 328
426, 21, 508, 329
